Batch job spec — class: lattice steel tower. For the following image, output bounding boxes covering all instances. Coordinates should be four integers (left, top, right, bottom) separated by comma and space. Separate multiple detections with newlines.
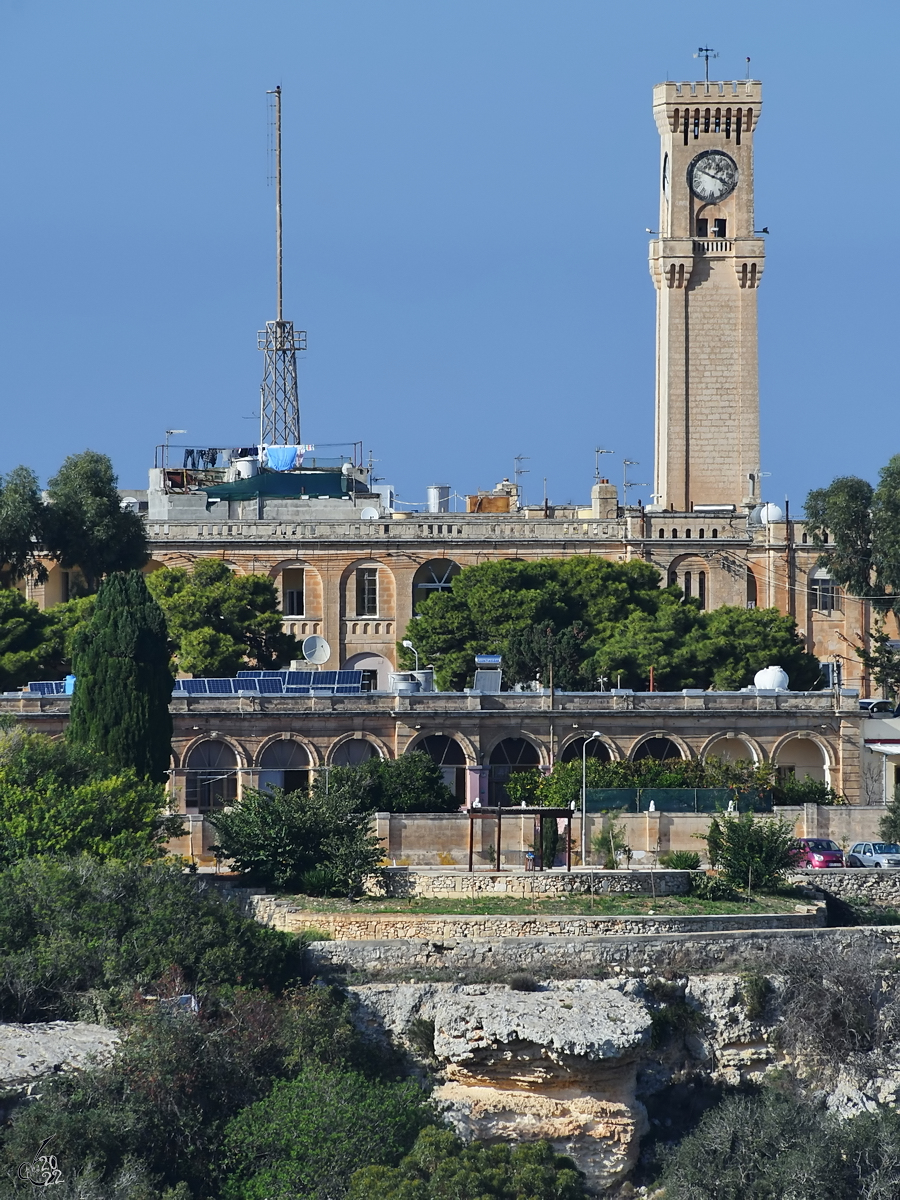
259, 86, 306, 447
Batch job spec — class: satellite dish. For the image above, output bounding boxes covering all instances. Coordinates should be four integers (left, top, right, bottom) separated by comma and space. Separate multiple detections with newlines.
302, 635, 331, 666
360, 506, 379, 520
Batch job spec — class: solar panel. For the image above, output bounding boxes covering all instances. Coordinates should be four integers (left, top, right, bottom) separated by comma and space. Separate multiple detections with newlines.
283, 671, 314, 686
182, 679, 209, 695
206, 678, 235, 694
316, 671, 338, 686
261, 670, 283, 677
257, 677, 285, 694
337, 671, 363, 686
284, 685, 310, 695
235, 679, 260, 692
26, 681, 56, 695
236, 670, 263, 678
473, 669, 503, 694
335, 684, 362, 694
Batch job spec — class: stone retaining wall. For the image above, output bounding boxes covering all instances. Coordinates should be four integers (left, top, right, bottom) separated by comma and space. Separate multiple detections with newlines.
789, 868, 900, 905
245, 895, 823, 941
376, 867, 691, 899
306, 925, 900, 980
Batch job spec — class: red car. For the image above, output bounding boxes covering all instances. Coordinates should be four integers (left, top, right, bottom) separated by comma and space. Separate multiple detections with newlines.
793, 838, 844, 868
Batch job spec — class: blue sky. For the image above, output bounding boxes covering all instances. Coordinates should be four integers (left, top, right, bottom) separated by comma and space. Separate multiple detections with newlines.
0, 0, 896, 511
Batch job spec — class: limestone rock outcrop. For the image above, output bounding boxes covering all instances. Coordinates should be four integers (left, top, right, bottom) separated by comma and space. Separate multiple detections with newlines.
353, 980, 651, 1191
0, 1022, 119, 1095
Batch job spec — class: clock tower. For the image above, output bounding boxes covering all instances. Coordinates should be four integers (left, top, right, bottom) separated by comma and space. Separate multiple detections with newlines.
649, 79, 765, 513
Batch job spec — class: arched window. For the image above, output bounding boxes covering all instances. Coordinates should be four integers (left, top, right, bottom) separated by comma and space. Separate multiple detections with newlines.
185, 741, 238, 812
658, 528, 665, 538
698, 571, 706, 610
412, 560, 461, 615
259, 740, 309, 794
671, 529, 679, 538
746, 569, 758, 609
810, 568, 840, 614
685, 528, 692, 539
684, 571, 692, 600
703, 107, 711, 132
699, 529, 705, 538
488, 738, 540, 806
332, 739, 381, 767
711, 529, 718, 538
560, 737, 611, 764
633, 737, 683, 761
776, 737, 828, 784
413, 734, 466, 804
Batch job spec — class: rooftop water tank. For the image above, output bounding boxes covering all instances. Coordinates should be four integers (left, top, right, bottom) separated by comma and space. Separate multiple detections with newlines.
754, 665, 789, 691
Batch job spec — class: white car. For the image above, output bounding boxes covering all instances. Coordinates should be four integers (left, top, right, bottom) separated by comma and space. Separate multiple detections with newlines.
846, 842, 900, 868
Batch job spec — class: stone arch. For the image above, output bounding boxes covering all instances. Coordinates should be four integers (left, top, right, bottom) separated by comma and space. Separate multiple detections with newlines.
700, 732, 765, 764
772, 732, 834, 785
558, 734, 621, 763
404, 732, 471, 805
340, 558, 397, 622
412, 559, 461, 615
629, 732, 693, 761
327, 732, 392, 767
254, 732, 322, 770
404, 730, 478, 766
342, 651, 392, 693
183, 736, 245, 811
255, 736, 313, 793
483, 735, 545, 806
267, 559, 324, 637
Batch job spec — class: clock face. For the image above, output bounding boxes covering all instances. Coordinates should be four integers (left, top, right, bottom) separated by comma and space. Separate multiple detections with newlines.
687, 150, 738, 203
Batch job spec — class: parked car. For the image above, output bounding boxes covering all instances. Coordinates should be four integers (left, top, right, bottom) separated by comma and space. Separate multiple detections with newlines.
860, 699, 898, 715
793, 838, 845, 868
846, 842, 900, 868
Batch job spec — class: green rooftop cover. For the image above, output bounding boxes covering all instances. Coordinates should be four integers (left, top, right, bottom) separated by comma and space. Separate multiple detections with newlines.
203, 469, 348, 501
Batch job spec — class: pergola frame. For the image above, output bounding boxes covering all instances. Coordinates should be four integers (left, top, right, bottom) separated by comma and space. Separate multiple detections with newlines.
466, 807, 573, 872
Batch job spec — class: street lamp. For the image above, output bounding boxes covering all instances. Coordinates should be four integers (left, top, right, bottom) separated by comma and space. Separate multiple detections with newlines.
402, 639, 419, 671
582, 732, 603, 865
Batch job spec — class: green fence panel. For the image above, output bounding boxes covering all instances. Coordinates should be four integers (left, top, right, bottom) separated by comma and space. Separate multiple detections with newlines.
585, 788, 774, 814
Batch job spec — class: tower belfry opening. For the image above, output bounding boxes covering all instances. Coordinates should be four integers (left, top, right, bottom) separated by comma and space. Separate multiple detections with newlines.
259, 86, 306, 448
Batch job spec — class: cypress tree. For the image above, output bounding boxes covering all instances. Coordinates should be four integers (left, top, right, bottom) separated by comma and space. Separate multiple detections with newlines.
67, 571, 173, 782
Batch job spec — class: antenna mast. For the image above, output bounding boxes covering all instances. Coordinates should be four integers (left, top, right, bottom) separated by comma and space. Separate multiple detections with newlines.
259, 86, 306, 448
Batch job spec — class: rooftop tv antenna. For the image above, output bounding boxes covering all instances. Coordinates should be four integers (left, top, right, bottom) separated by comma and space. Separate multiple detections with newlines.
694, 46, 718, 83
259, 86, 306, 448
594, 446, 614, 484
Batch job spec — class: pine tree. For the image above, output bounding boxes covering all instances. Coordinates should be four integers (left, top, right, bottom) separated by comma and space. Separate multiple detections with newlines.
67, 572, 173, 782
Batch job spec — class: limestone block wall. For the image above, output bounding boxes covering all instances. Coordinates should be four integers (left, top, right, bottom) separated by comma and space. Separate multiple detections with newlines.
248, 905, 822, 942
306, 925, 900, 981
789, 868, 900, 906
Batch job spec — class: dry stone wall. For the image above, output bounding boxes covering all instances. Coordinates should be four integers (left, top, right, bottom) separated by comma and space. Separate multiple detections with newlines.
377, 867, 692, 899
789, 868, 900, 906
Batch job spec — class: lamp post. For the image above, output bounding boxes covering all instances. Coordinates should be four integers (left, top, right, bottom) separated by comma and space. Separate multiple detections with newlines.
165, 429, 186, 469
401, 639, 419, 671
581, 731, 603, 866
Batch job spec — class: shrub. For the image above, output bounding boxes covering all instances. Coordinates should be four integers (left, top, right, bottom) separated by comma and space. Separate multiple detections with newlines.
660, 850, 701, 870
220, 1064, 434, 1200
590, 817, 629, 869
208, 785, 384, 894
704, 811, 800, 892
406, 1017, 436, 1060
644, 979, 704, 1048
690, 873, 739, 901
348, 1126, 588, 1200
509, 972, 541, 992
739, 970, 773, 1020
0, 857, 300, 1021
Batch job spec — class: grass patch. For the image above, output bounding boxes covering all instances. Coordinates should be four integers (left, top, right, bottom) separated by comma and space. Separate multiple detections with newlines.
279, 888, 811, 919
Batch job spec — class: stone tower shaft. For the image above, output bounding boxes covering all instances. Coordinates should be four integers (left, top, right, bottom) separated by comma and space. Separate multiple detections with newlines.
649, 79, 765, 513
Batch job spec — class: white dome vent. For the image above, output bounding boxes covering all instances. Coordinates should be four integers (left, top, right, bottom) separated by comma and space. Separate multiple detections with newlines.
754, 665, 789, 691
750, 503, 785, 526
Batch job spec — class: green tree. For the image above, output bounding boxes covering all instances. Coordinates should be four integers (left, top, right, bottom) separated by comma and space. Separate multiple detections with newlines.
855, 619, 900, 701
506, 621, 591, 690
805, 454, 900, 614
67, 572, 173, 782
221, 1064, 434, 1200
0, 465, 46, 583
146, 558, 298, 675
44, 450, 148, 592
0, 727, 179, 868
704, 811, 800, 892
348, 1126, 588, 1200
399, 557, 667, 691
0, 590, 61, 690
401, 557, 817, 693
208, 783, 384, 894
